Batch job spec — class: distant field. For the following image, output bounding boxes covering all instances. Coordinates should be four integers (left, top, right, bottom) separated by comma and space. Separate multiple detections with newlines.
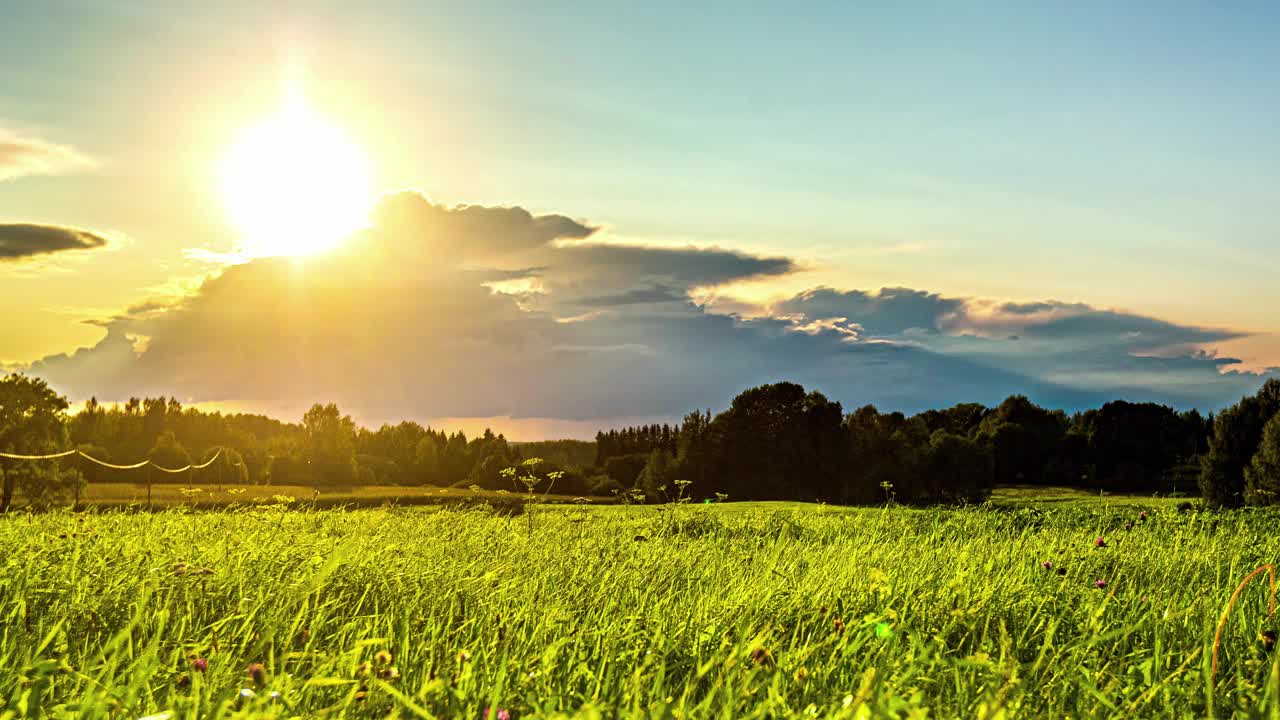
5, 501, 1280, 717
61, 482, 600, 508
989, 484, 1194, 508
24, 482, 1199, 511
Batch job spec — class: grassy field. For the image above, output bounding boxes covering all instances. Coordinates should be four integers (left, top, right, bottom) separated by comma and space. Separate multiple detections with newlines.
3, 501, 1280, 718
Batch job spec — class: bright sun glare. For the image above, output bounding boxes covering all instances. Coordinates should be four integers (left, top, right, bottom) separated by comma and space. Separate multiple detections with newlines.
222, 88, 371, 258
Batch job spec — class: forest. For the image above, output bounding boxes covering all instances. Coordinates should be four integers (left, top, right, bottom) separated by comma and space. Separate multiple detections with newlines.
2, 372, 1279, 510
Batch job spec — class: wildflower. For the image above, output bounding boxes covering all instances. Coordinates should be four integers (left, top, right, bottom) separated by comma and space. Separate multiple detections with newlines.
750, 648, 775, 667
176, 673, 191, 688
1262, 631, 1277, 651
1041, 561, 1053, 570
374, 650, 393, 666
378, 666, 401, 681
1094, 537, 1107, 548
1124, 522, 1133, 531
191, 657, 208, 673
355, 661, 372, 678
239, 688, 256, 699
1139, 511, 1148, 520
833, 617, 845, 634
484, 708, 511, 720
794, 666, 809, 682
246, 662, 267, 686
457, 650, 472, 663
1095, 579, 1107, 589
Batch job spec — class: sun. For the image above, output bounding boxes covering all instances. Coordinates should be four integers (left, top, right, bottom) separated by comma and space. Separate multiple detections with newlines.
222, 90, 371, 258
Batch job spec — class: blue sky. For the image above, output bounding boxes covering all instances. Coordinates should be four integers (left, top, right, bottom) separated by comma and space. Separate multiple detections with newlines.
2, 2, 1278, 435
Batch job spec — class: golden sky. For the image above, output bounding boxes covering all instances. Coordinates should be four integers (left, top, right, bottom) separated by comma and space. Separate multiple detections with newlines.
3, 3, 1278, 437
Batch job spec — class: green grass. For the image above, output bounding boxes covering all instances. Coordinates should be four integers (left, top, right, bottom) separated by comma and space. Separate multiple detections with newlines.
3, 501, 1280, 718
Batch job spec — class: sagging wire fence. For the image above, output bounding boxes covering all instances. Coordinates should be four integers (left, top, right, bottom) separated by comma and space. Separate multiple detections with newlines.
0, 447, 229, 509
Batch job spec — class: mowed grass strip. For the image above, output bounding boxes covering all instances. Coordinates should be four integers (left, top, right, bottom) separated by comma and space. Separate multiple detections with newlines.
2, 503, 1279, 718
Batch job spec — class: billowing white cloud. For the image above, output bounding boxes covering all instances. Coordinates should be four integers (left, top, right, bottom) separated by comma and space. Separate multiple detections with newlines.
22, 192, 1278, 429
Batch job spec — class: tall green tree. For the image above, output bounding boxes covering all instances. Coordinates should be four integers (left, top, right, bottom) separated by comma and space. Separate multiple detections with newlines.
706, 382, 845, 501
1245, 414, 1280, 505
0, 375, 71, 511
637, 448, 676, 501
1201, 379, 1280, 507
301, 403, 358, 487
148, 430, 191, 471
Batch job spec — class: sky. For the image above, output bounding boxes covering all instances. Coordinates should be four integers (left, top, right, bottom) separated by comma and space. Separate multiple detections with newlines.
2, 1, 1279, 438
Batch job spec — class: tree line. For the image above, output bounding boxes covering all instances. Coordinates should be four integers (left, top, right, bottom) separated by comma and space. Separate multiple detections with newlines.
594, 382, 1220, 505
0, 375, 591, 510
3, 372, 1280, 509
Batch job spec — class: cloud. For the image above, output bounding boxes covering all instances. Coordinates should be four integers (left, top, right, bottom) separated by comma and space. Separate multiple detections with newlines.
771, 286, 1268, 408
0, 223, 110, 261
774, 287, 962, 336
369, 191, 595, 262
21, 191, 1278, 430
0, 128, 94, 181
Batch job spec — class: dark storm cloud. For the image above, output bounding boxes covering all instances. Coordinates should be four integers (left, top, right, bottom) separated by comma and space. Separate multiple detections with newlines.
0, 223, 109, 260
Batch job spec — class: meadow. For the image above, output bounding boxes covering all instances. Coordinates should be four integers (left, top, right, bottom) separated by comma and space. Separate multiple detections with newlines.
3, 500, 1280, 719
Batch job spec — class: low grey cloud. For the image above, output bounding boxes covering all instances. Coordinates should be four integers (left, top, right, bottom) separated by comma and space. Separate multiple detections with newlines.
0, 223, 109, 261
0, 128, 94, 181
771, 285, 1267, 408
22, 191, 1278, 428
